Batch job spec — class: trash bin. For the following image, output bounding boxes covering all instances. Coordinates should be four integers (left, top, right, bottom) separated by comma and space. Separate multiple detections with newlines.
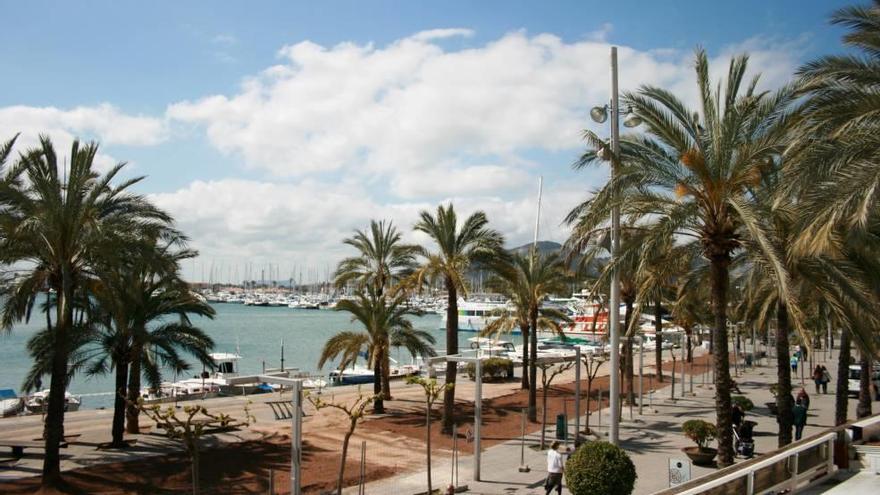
555, 414, 567, 440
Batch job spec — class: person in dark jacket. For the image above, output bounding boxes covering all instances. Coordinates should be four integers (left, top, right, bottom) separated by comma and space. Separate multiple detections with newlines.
793, 398, 808, 440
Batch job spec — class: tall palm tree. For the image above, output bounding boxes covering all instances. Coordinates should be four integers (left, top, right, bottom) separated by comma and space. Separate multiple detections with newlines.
568, 51, 798, 466
88, 236, 215, 442
791, 1, 880, 241
0, 137, 174, 487
482, 252, 570, 421
412, 204, 505, 433
334, 220, 418, 409
318, 289, 436, 414
123, 270, 215, 434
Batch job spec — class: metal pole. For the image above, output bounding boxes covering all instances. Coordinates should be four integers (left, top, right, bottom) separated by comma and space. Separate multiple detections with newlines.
608, 45, 622, 446
519, 409, 530, 472
291, 380, 303, 495
575, 347, 581, 445
680, 337, 686, 398
359, 441, 366, 495
474, 359, 482, 481
638, 338, 644, 415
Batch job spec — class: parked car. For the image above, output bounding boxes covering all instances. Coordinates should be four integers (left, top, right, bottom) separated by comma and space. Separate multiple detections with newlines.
847, 364, 880, 398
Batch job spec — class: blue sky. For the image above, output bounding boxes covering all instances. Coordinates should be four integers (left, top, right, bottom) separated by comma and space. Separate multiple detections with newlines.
0, 0, 855, 282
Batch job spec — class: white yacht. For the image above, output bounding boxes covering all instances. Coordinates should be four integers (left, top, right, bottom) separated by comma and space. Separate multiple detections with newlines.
440, 298, 509, 332
1, 389, 23, 417
25, 389, 81, 414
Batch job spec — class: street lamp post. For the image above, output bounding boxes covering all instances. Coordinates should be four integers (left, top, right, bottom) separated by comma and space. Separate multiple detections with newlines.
590, 46, 640, 446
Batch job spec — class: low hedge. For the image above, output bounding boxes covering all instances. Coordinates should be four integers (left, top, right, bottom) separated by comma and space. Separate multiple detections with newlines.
465, 357, 513, 381
565, 441, 637, 495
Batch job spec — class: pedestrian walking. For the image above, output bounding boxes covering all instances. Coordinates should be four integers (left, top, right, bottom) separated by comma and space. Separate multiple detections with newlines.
545, 441, 565, 495
813, 365, 823, 394
793, 398, 808, 440
820, 366, 831, 394
790, 354, 799, 373
797, 388, 811, 411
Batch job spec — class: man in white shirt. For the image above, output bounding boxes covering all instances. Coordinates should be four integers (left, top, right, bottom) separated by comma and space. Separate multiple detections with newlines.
545, 441, 565, 495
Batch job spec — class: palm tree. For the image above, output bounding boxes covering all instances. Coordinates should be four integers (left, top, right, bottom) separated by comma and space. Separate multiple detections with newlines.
334, 220, 418, 409
568, 51, 798, 466
88, 236, 215, 442
124, 273, 215, 435
318, 289, 436, 414
412, 204, 505, 433
482, 252, 570, 421
791, 1, 880, 241
0, 137, 174, 487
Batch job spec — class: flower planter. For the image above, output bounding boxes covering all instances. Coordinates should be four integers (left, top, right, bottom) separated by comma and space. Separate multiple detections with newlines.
682, 446, 717, 466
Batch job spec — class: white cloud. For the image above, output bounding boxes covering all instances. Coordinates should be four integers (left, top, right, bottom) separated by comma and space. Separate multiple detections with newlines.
159, 29, 802, 279
0, 103, 167, 173
150, 176, 587, 282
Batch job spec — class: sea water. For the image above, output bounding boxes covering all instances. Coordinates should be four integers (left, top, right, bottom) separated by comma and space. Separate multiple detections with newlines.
0, 303, 520, 410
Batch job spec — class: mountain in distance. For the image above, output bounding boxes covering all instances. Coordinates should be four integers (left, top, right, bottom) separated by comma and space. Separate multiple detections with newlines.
508, 240, 563, 256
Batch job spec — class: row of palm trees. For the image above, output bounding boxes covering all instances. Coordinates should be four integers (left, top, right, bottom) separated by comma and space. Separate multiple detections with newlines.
322, 1, 880, 471
0, 136, 215, 489
566, 1, 880, 467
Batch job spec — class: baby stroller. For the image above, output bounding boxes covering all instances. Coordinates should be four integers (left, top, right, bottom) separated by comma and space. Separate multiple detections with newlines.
734, 420, 756, 458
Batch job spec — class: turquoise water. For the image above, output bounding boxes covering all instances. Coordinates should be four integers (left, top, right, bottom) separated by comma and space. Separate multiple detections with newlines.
0, 303, 520, 410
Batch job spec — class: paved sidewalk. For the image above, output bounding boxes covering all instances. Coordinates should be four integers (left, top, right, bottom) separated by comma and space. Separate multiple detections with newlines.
352, 345, 866, 495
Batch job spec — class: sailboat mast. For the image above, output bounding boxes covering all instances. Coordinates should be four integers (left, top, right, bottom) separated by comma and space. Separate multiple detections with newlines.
532, 176, 544, 262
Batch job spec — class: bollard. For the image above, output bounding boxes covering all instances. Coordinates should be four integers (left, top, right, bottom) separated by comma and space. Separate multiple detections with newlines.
518, 409, 530, 472
268, 468, 274, 495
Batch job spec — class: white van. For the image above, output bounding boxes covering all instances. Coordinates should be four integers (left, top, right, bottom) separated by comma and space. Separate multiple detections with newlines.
847, 364, 880, 398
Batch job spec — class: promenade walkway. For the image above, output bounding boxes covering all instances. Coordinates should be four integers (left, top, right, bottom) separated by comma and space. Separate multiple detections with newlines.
354, 344, 867, 495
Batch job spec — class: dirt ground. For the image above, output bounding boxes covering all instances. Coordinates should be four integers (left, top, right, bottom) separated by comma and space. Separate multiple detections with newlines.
0, 352, 715, 494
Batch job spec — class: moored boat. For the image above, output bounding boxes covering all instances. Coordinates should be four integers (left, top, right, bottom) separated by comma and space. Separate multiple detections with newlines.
1, 389, 24, 417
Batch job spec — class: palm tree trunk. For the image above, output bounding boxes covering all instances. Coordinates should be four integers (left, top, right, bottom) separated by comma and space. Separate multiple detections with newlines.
111, 356, 130, 447
835, 327, 851, 426
442, 279, 458, 434
776, 303, 794, 447
528, 307, 538, 422
41, 278, 74, 489
520, 322, 529, 390
373, 353, 384, 414
685, 329, 693, 363
126, 356, 142, 434
857, 354, 872, 418
624, 300, 634, 404
654, 299, 663, 381
381, 350, 392, 401
709, 255, 734, 467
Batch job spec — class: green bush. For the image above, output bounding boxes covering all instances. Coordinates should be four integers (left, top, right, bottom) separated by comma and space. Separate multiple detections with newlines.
565, 441, 636, 495
732, 395, 754, 411
465, 357, 513, 382
682, 419, 717, 451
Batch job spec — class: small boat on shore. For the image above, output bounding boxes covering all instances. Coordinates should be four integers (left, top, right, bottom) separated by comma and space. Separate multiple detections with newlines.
1, 389, 23, 417
25, 389, 81, 414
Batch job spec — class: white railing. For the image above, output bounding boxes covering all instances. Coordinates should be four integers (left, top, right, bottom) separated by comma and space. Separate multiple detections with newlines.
662, 432, 836, 495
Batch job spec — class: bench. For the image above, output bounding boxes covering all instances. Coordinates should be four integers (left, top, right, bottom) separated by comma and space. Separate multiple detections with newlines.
0, 439, 68, 459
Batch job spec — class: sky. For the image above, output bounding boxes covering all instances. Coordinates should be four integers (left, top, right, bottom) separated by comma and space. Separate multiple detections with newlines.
0, 0, 855, 284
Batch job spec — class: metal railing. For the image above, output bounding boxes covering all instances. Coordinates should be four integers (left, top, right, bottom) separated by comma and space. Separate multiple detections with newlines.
654, 432, 837, 495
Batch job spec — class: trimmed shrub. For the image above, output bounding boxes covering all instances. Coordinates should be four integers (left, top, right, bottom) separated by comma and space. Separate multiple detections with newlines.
732, 395, 754, 411
565, 441, 637, 495
465, 357, 513, 382
682, 419, 717, 451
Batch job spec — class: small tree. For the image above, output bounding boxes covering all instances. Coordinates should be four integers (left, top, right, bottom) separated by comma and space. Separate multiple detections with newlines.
308, 391, 377, 495
537, 359, 574, 448
406, 376, 454, 495
565, 441, 636, 495
581, 351, 606, 434
682, 419, 717, 452
137, 401, 254, 495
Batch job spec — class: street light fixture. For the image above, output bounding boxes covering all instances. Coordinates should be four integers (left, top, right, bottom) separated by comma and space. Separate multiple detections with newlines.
589, 46, 641, 446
